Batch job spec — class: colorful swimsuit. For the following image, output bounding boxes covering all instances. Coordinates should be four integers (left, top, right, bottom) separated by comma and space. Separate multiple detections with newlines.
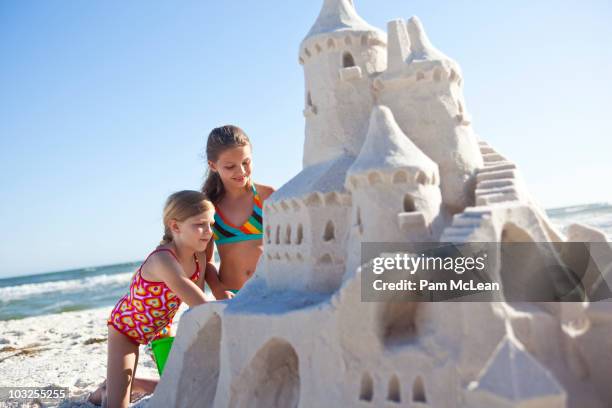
212, 183, 263, 245
107, 248, 200, 345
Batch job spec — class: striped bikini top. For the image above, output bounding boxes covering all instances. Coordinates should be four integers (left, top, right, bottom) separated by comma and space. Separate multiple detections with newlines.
212, 183, 263, 245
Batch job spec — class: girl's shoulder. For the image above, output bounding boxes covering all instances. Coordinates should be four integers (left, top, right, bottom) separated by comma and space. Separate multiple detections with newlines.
254, 183, 275, 201
140, 246, 181, 280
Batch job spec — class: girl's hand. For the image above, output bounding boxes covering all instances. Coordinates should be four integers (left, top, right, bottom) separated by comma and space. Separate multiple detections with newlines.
212, 289, 235, 300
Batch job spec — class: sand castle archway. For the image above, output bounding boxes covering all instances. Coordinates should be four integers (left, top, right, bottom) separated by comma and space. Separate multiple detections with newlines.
379, 300, 424, 348
175, 313, 222, 408
499, 221, 559, 302
229, 338, 300, 408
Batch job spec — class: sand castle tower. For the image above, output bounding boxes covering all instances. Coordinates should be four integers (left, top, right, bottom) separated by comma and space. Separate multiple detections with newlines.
300, 0, 387, 166
375, 17, 483, 214
150, 2, 612, 407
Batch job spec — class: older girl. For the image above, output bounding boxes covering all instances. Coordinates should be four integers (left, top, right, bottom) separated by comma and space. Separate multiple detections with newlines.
201, 125, 274, 297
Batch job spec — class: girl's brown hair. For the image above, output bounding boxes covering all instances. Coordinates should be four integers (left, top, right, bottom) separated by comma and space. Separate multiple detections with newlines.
202, 125, 251, 203
160, 190, 214, 245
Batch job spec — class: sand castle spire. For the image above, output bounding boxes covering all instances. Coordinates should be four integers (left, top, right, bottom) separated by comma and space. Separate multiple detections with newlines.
304, 0, 378, 40
405, 16, 448, 62
348, 105, 437, 178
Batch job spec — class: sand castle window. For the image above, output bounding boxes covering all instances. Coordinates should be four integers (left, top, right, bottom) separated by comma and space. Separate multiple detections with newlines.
387, 374, 401, 403
412, 376, 426, 403
343, 52, 356, 68
433, 69, 441, 82
285, 225, 292, 244
392, 171, 408, 184
359, 372, 374, 401
275, 225, 280, 245
449, 69, 457, 81
458, 100, 464, 114
344, 36, 353, 46
323, 220, 335, 241
297, 224, 303, 245
356, 207, 363, 234
318, 253, 333, 264
315, 43, 322, 54
327, 38, 335, 49
403, 194, 416, 212
416, 171, 427, 185
416, 71, 425, 81
304, 48, 311, 58
266, 225, 271, 244
307, 92, 313, 107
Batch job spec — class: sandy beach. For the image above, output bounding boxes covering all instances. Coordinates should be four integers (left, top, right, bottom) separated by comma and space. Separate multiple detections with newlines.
0, 304, 189, 407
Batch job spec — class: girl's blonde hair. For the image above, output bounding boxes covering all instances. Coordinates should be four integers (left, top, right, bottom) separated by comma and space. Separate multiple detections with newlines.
201, 125, 251, 204
160, 190, 214, 245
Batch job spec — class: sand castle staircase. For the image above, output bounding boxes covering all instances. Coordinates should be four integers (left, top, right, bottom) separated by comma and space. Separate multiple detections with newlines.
440, 139, 566, 242
476, 140, 525, 206
439, 207, 494, 242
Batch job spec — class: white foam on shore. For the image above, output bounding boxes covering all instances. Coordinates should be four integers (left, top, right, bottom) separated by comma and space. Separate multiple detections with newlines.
0, 272, 133, 303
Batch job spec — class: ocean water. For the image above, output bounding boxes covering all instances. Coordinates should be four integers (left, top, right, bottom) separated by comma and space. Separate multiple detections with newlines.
1, 203, 610, 321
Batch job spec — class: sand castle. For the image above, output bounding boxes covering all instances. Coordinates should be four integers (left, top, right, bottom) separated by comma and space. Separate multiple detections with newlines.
150, 1, 612, 406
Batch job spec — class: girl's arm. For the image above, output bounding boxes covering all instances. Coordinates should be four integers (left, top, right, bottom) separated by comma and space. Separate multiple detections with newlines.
153, 252, 207, 307
200, 240, 231, 299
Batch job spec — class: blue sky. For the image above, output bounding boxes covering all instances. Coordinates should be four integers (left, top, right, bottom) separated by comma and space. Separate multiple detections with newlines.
1, 1, 611, 278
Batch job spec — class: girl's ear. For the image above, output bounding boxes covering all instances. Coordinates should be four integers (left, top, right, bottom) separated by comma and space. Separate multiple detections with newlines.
170, 219, 180, 235
208, 160, 218, 173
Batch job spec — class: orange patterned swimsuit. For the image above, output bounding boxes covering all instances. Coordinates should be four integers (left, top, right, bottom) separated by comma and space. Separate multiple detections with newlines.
107, 248, 200, 345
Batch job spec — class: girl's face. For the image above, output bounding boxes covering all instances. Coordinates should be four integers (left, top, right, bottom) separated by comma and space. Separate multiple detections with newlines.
173, 210, 215, 252
209, 145, 252, 189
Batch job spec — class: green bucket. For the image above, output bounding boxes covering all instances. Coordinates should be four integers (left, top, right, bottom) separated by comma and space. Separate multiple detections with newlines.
150, 336, 174, 376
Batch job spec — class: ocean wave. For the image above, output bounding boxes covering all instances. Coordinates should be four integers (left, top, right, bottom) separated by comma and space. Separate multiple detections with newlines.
547, 202, 612, 217
0, 272, 134, 303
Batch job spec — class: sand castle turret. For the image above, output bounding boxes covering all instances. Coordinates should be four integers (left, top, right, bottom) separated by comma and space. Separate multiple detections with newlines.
300, 0, 387, 167
344, 105, 442, 272
346, 105, 441, 235
375, 17, 483, 214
